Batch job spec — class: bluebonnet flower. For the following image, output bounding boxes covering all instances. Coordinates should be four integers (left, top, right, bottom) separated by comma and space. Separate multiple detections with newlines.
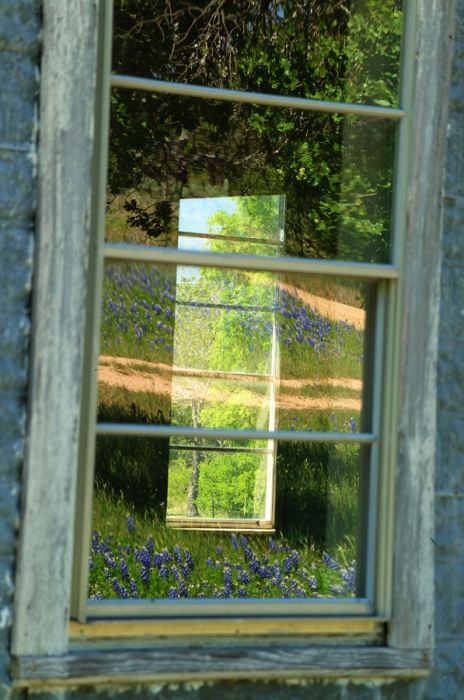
258, 566, 271, 580
223, 566, 233, 587
230, 534, 238, 549
112, 578, 129, 598
145, 536, 154, 553
119, 559, 129, 580
185, 549, 194, 571
249, 557, 259, 574
140, 547, 151, 569
307, 575, 318, 591
161, 548, 172, 563
129, 579, 139, 599
206, 557, 213, 567
159, 565, 170, 579
240, 535, 249, 549
104, 555, 117, 570
216, 545, 223, 555
154, 553, 163, 568
341, 561, 357, 593
322, 553, 340, 571
349, 417, 357, 432
174, 545, 182, 564
140, 566, 150, 584
168, 588, 179, 599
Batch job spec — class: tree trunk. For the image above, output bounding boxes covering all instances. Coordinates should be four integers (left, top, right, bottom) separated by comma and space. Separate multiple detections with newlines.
187, 400, 201, 516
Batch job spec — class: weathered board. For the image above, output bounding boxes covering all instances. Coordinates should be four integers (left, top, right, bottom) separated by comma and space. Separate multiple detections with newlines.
11, 0, 98, 656
12, 645, 431, 686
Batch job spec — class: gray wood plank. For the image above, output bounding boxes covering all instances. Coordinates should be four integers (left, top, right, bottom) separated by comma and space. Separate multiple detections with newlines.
11, 0, 98, 656
11, 645, 431, 685
391, 0, 456, 650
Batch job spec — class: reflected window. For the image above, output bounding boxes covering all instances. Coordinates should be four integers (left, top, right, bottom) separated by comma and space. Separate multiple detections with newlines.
167, 196, 284, 529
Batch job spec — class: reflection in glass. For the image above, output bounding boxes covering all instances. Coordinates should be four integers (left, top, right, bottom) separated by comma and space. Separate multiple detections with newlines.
90, 439, 365, 600
112, 0, 402, 107
98, 262, 368, 434
106, 95, 396, 263
167, 448, 271, 520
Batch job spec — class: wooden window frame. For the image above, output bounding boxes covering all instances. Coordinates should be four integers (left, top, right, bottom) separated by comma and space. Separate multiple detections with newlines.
10, 0, 455, 687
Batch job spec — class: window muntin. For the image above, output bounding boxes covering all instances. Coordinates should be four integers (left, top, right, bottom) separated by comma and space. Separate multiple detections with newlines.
73, 0, 405, 619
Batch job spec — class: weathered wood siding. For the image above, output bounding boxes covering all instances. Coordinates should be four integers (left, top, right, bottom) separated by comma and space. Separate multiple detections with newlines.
11, 0, 99, 656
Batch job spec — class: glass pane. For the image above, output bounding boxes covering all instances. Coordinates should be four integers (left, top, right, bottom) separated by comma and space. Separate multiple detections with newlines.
107, 95, 396, 264
90, 440, 366, 600
98, 262, 369, 433
171, 376, 272, 430
112, 0, 402, 108
166, 448, 272, 520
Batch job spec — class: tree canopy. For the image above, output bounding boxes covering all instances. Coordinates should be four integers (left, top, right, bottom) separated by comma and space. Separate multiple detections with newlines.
108, 0, 402, 262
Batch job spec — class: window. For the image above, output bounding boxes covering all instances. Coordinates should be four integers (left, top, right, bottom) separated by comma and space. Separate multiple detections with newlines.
12, 0, 446, 684
75, 0, 403, 616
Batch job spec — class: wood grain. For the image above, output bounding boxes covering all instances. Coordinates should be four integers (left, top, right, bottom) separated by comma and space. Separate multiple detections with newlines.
390, 0, 456, 651
11, 645, 431, 686
11, 0, 98, 656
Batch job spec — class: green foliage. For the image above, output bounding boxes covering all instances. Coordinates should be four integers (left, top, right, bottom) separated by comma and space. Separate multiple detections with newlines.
89, 490, 357, 600
275, 442, 359, 549
95, 401, 169, 518
108, 0, 402, 263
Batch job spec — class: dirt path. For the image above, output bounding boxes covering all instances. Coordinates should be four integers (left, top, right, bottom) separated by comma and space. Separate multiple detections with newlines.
98, 355, 362, 413
278, 283, 365, 330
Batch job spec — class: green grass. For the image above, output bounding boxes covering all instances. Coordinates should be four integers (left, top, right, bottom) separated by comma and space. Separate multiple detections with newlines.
89, 487, 357, 600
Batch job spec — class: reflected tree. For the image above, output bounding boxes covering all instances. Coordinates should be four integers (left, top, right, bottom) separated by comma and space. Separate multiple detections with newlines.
108, 0, 402, 263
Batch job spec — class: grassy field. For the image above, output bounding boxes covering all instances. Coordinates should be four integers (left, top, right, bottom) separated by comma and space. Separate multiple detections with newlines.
90, 204, 365, 600
89, 488, 357, 600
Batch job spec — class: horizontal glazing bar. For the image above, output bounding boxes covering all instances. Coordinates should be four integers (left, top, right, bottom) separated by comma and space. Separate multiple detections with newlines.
180, 232, 282, 247
166, 517, 272, 527
86, 597, 372, 618
111, 75, 405, 121
96, 423, 376, 444
170, 445, 272, 454
103, 244, 400, 280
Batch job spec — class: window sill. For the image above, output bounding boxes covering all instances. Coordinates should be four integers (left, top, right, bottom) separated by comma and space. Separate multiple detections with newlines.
11, 637, 432, 688
11, 617, 432, 686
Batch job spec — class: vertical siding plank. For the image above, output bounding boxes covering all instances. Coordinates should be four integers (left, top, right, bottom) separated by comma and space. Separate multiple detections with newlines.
390, 0, 456, 651
11, 0, 98, 656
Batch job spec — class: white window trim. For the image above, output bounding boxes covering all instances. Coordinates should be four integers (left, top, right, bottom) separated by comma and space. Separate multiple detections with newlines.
11, 0, 454, 686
